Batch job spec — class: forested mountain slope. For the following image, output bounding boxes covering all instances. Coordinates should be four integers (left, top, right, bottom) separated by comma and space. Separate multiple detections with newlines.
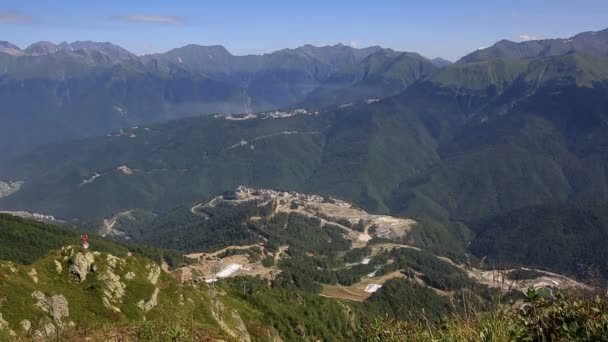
0, 42, 416, 160
2, 50, 607, 223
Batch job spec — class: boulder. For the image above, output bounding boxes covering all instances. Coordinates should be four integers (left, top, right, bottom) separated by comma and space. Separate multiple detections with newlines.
20, 319, 31, 332
47, 295, 69, 327
54, 260, 62, 274
68, 252, 95, 282
137, 287, 159, 312
99, 268, 125, 313
31, 292, 69, 327
32, 320, 56, 339
28, 268, 38, 283
0, 313, 8, 330
146, 264, 161, 285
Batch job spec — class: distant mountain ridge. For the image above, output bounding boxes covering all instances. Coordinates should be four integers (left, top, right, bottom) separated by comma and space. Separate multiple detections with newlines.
459, 27, 608, 63
0, 42, 410, 159
2, 48, 608, 221
2, 40, 137, 61
0, 27, 607, 160
431, 57, 452, 67
303, 49, 437, 107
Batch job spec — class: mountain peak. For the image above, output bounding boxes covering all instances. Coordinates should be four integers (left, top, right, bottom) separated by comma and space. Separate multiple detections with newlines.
67, 41, 136, 60
459, 27, 608, 63
431, 57, 453, 67
24, 41, 59, 56
0, 41, 23, 56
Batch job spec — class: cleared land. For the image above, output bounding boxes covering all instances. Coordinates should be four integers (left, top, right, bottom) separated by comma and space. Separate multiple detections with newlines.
321, 271, 406, 302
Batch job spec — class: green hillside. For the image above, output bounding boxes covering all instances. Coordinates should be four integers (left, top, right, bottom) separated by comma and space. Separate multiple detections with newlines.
0, 212, 489, 341
0, 245, 362, 341
470, 202, 608, 277
0, 213, 181, 267
304, 50, 437, 107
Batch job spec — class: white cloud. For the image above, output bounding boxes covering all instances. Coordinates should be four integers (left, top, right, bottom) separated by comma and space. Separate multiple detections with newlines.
0, 11, 33, 23
349, 41, 358, 48
114, 14, 183, 25
519, 33, 540, 41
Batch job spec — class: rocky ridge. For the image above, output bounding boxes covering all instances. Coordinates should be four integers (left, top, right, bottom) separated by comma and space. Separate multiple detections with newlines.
0, 246, 260, 340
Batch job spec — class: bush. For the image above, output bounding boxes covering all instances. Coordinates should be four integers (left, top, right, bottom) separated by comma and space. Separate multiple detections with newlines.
357, 289, 608, 342
262, 256, 275, 267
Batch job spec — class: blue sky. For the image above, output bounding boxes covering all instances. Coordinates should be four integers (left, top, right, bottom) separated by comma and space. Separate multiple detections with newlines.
1, 0, 607, 61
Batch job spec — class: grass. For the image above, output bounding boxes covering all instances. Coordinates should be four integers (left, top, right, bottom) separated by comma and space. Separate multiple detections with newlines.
357, 287, 608, 341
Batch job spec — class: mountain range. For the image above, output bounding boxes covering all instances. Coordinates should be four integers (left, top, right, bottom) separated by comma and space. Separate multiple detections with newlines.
2, 26, 608, 341
0, 40, 440, 159
1, 27, 608, 279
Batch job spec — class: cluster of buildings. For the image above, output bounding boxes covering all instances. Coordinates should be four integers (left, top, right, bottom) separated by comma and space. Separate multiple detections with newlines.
217, 108, 320, 121
234, 185, 348, 207
31, 213, 56, 221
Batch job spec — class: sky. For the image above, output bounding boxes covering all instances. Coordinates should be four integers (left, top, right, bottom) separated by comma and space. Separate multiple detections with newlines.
1, 0, 608, 61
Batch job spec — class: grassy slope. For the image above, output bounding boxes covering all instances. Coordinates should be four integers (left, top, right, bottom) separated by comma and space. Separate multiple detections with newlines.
0, 245, 358, 341
0, 213, 183, 267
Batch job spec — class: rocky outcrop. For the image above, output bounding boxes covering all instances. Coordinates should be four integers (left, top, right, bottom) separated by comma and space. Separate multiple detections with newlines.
67, 251, 95, 282
0, 313, 8, 330
146, 264, 161, 285
32, 291, 46, 311
137, 287, 159, 312
6, 262, 17, 273
106, 254, 124, 269
54, 260, 62, 274
20, 319, 31, 332
31, 291, 70, 327
99, 267, 126, 313
211, 301, 251, 342
32, 319, 56, 339
47, 296, 69, 327
28, 268, 38, 283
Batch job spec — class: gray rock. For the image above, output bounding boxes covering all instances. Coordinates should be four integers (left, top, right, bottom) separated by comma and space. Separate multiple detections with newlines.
20, 319, 31, 332
137, 287, 159, 312
54, 260, 63, 274
28, 268, 38, 283
0, 313, 9, 330
31, 292, 69, 327
146, 264, 161, 285
47, 295, 69, 327
33, 320, 56, 339
32, 291, 47, 312
99, 268, 126, 313
68, 252, 95, 282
